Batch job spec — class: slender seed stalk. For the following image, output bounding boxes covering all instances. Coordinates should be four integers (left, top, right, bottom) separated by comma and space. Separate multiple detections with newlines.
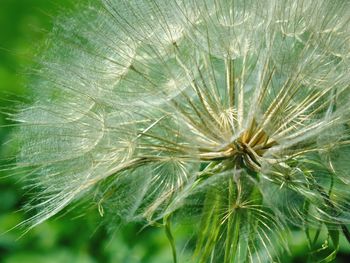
164, 215, 178, 263
224, 176, 234, 263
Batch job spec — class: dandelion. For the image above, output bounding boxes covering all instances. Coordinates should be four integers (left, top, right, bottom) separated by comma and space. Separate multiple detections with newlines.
8, 0, 350, 262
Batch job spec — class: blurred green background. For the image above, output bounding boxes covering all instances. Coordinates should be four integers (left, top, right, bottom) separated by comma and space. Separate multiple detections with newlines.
0, 1, 349, 262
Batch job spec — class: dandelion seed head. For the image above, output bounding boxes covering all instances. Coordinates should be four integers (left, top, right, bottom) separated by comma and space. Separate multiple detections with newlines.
8, 0, 350, 261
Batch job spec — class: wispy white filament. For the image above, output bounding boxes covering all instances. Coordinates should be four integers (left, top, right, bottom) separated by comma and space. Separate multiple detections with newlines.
9, 0, 350, 262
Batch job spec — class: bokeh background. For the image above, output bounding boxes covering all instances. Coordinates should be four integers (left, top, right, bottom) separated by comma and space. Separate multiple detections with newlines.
0, 1, 349, 262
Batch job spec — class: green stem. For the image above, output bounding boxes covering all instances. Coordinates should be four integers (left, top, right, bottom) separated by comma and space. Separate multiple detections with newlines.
224, 176, 242, 263
224, 177, 234, 263
231, 214, 241, 263
164, 215, 177, 263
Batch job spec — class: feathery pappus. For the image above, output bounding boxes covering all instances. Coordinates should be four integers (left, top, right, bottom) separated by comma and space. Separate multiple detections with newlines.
7, 0, 350, 262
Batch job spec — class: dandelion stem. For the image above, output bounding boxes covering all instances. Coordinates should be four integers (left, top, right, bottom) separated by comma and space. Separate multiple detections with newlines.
164, 215, 178, 263
224, 176, 234, 263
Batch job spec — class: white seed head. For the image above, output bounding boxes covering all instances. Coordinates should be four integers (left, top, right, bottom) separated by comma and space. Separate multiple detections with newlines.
11, 0, 350, 261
